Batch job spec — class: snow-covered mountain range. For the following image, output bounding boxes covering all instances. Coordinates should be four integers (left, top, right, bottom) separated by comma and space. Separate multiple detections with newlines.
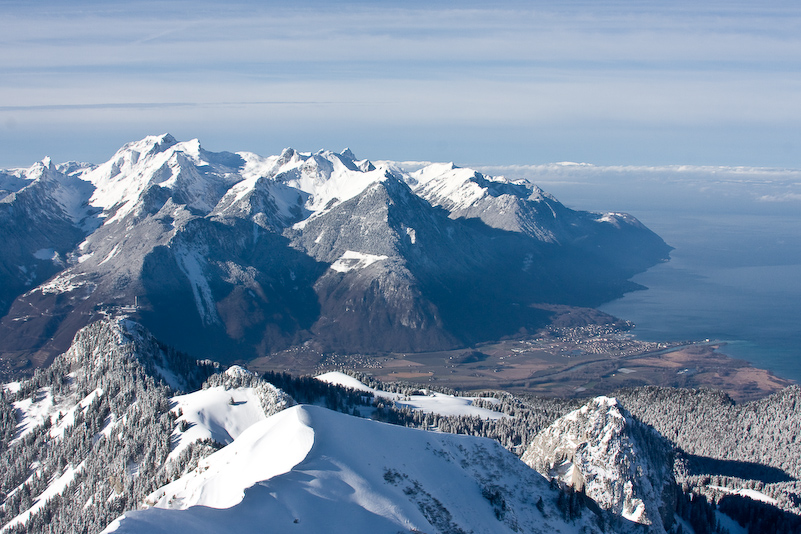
3, 318, 800, 534
0, 134, 670, 376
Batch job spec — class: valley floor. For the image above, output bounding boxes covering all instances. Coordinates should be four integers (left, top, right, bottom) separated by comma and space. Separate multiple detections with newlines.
250, 322, 793, 403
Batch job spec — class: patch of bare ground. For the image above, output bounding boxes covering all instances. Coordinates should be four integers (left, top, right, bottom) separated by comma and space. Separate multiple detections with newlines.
247, 308, 794, 402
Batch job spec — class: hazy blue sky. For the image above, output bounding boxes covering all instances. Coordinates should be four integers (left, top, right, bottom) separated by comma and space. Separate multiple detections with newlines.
2, 0, 800, 168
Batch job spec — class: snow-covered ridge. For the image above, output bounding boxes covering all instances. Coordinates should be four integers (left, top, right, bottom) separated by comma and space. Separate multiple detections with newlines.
11, 133, 643, 236
145, 406, 315, 511
104, 404, 602, 534
315, 371, 506, 420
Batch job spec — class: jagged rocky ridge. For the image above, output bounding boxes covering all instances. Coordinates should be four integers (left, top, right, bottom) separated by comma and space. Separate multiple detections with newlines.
0, 135, 670, 374
522, 396, 676, 531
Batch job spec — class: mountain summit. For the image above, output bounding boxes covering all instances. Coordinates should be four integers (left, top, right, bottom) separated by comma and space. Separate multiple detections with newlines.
0, 135, 670, 375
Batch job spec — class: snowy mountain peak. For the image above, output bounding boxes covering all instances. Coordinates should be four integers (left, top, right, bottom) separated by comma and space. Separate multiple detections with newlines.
0, 134, 671, 369
26, 157, 57, 182
119, 133, 179, 157
83, 135, 246, 223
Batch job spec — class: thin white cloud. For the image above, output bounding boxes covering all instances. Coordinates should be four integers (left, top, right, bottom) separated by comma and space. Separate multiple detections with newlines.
2, 1, 801, 168
759, 193, 801, 202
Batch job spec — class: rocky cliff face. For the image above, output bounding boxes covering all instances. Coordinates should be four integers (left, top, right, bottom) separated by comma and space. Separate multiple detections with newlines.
522, 396, 677, 532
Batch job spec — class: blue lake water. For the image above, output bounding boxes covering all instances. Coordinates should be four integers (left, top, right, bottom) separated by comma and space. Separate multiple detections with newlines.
480, 164, 801, 384
598, 211, 801, 384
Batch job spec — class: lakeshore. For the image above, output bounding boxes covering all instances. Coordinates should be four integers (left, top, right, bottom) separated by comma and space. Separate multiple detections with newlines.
250, 319, 794, 403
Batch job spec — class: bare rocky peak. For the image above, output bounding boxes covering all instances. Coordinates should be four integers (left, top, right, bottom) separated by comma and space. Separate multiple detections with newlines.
522, 396, 676, 532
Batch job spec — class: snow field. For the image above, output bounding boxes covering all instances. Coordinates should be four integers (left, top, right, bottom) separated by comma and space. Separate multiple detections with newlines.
315, 371, 507, 420
105, 405, 593, 534
167, 385, 271, 461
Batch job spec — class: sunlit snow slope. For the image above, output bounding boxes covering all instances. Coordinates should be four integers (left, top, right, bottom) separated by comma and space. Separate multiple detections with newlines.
104, 405, 603, 534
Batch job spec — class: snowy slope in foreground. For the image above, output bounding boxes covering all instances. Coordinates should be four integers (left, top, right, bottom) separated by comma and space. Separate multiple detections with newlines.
315, 371, 507, 420
104, 405, 603, 534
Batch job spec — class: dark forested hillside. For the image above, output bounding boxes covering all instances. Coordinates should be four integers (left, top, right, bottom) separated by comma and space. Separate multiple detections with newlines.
617, 385, 801, 527
0, 320, 221, 534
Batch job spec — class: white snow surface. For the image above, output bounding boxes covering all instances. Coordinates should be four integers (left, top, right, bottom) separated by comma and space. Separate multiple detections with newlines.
168, 385, 270, 461
315, 371, 506, 420
328, 250, 389, 273
709, 485, 778, 505
104, 405, 597, 534
410, 164, 490, 210
151, 406, 314, 511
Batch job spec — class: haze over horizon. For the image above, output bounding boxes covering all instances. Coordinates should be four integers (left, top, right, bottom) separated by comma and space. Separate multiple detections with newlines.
2, 0, 801, 169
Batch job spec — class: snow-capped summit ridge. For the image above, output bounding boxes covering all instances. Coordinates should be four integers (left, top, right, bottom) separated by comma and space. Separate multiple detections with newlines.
117, 133, 178, 159
0, 133, 671, 368
82, 134, 245, 223
104, 404, 606, 534
146, 406, 316, 511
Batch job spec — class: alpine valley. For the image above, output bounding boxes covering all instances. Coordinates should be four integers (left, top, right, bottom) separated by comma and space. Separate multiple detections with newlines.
2, 136, 800, 534
0, 134, 670, 376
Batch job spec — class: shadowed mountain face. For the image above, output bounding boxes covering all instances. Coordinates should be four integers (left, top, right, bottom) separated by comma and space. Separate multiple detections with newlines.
0, 135, 670, 376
